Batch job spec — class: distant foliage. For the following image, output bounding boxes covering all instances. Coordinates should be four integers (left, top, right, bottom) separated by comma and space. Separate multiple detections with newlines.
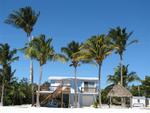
2, 77, 35, 105
141, 76, 150, 98
107, 65, 140, 88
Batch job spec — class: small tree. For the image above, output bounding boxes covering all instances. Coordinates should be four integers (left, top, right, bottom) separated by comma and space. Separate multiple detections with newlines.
0, 43, 18, 106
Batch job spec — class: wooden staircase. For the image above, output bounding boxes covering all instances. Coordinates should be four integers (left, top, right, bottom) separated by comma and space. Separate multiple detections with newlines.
40, 86, 70, 105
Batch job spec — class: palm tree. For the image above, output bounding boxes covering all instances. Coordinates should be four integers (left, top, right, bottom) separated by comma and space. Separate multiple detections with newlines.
0, 43, 18, 106
5, 6, 40, 105
61, 41, 83, 108
24, 34, 65, 107
81, 35, 114, 107
107, 65, 140, 88
108, 27, 138, 86
5, 6, 40, 39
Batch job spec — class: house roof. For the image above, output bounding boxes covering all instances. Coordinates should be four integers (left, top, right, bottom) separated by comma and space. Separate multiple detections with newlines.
132, 96, 146, 99
48, 76, 98, 81
107, 84, 132, 97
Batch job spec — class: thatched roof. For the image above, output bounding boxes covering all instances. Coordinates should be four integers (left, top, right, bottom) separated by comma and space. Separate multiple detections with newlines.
107, 84, 132, 97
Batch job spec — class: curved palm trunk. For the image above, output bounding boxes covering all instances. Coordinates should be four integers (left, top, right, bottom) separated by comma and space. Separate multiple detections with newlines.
36, 64, 42, 107
0, 84, 4, 106
28, 35, 34, 106
74, 66, 78, 108
98, 63, 102, 108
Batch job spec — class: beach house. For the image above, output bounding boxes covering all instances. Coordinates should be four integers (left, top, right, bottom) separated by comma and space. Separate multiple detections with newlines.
39, 76, 98, 107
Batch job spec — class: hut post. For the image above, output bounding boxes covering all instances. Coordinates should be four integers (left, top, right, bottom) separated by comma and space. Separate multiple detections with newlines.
61, 91, 63, 107
109, 96, 111, 108
68, 92, 70, 108
130, 97, 132, 108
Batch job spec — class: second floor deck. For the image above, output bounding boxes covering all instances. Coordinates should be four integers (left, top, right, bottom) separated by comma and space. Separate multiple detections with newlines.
48, 76, 99, 94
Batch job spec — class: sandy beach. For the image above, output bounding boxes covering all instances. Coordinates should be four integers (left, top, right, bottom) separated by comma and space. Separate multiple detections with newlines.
0, 105, 150, 113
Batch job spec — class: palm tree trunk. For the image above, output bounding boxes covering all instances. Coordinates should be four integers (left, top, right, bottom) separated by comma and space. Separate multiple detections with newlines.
120, 55, 123, 86
98, 63, 102, 108
0, 83, 4, 106
28, 35, 34, 106
31, 61, 34, 106
74, 66, 78, 108
36, 64, 42, 107
120, 55, 125, 106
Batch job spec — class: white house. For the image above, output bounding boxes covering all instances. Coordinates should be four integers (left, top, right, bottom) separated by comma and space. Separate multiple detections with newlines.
47, 76, 99, 107
132, 96, 146, 107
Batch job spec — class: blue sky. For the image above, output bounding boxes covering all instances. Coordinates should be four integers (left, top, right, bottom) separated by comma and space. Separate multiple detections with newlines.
0, 0, 150, 88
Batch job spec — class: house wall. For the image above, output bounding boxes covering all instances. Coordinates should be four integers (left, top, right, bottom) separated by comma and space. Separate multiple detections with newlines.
80, 93, 97, 107
69, 93, 98, 107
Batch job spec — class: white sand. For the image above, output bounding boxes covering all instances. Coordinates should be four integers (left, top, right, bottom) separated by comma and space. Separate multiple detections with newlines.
0, 105, 149, 113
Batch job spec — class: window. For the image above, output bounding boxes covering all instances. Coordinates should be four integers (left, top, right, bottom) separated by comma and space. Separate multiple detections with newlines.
83, 82, 95, 92
84, 82, 94, 87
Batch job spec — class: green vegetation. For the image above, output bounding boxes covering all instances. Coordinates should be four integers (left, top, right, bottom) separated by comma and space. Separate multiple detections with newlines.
141, 76, 150, 98
0, 44, 19, 106
107, 65, 140, 88
130, 76, 150, 98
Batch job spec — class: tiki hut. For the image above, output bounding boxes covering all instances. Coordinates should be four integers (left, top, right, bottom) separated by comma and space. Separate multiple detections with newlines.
107, 84, 132, 107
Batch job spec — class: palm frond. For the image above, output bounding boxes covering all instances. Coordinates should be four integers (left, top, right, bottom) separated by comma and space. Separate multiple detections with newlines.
127, 40, 138, 47
81, 34, 114, 65
61, 41, 83, 67
53, 54, 68, 63
108, 26, 138, 56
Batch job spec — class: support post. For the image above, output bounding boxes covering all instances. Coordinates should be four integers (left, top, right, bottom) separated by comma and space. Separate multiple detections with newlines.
109, 97, 111, 108
61, 80, 63, 108
61, 92, 63, 108
130, 97, 132, 108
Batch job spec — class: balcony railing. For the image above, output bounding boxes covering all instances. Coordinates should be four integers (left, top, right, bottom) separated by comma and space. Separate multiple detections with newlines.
49, 84, 71, 92
81, 87, 97, 93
